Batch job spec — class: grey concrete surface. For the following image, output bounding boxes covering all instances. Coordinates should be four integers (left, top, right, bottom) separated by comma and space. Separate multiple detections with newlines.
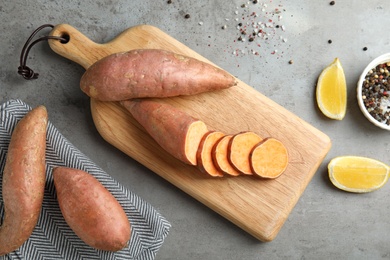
1, 1, 390, 259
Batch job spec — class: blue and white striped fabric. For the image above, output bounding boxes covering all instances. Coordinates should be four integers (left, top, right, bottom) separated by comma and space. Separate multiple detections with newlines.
0, 99, 170, 260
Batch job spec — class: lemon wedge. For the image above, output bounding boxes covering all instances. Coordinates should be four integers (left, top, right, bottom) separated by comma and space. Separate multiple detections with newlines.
316, 58, 347, 120
328, 156, 390, 193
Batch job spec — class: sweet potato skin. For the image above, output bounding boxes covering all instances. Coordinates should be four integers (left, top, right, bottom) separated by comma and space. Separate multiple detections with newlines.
121, 99, 209, 165
53, 167, 130, 251
0, 106, 48, 256
80, 49, 237, 101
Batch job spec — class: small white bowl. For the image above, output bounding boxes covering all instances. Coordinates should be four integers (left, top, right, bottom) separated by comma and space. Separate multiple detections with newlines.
357, 53, 390, 131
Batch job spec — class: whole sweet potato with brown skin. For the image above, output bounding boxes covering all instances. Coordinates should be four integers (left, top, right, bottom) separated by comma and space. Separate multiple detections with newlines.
80, 49, 237, 101
0, 106, 48, 256
53, 167, 131, 251
121, 99, 209, 166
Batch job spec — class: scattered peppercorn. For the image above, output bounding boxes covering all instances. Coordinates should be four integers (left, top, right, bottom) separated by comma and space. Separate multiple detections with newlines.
328, 39, 332, 44
253, 0, 258, 3
184, 14, 190, 19
363, 47, 368, 51
288, 60, 294, 64
330, 1, 335, 5
167, 0, 172, 4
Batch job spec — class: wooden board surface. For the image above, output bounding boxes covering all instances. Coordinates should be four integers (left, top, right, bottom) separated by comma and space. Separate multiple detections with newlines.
48, 24, 331, 242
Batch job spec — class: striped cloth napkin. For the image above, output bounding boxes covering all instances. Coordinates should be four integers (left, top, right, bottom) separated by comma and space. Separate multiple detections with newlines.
0, 99, 170, 260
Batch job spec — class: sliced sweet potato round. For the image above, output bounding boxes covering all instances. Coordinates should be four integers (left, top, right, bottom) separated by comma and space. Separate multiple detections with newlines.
250, 137, 288, 179
212, 135, 241, 176
197, 131, 225, 177
228, 131, 263, 175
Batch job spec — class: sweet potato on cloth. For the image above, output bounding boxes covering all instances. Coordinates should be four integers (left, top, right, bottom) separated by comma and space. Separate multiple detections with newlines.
121, 99, 209, 166
212, 135, 241, 176
53, 167, 131, 251
80, 49, 237, 101
0, 106, 48, 256
228, 131, 263, 175
197, 131, 225, 177
250, 137, 289, 179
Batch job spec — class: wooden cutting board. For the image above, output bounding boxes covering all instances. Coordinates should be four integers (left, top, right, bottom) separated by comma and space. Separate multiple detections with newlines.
48, 24, 331, 242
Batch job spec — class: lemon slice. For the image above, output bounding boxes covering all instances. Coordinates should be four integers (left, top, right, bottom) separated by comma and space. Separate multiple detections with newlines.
328, 156, 390, 193
316, 58, 347, 120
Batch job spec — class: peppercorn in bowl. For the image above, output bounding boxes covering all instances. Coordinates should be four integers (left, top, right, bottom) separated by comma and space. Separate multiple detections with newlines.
357, 53, 390, 130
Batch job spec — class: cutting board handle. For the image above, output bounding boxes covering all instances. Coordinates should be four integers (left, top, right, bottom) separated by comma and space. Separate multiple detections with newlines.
48, 23, 190, 70
49, 24, 104, 69
49, 23, 142, 70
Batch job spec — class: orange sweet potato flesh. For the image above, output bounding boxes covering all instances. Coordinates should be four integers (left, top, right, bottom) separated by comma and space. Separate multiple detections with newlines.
80, 49, 237, 101
228, 131, 263, 175
250, 137, 289, 179
197, 131, 225, 177
53, 167, 131, 251
212, 135, 241, 176
0, 106, 47, 256
122, 99, 209, 166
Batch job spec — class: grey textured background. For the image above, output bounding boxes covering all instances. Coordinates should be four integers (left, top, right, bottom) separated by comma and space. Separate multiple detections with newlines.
1, 1, 389, 259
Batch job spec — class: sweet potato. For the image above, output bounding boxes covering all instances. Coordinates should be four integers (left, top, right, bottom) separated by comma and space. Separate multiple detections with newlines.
80, 49, 237, 101
121, 99, 209, 165
53, 167, 130, 251
228, 131, 263, 175
212, 135, 241, 176
250, 137, 288, 179
0, 106, 48, 256
196, 131, 225, 177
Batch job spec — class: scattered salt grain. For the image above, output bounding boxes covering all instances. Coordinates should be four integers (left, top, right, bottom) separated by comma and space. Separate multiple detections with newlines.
223, 1, 290, 59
